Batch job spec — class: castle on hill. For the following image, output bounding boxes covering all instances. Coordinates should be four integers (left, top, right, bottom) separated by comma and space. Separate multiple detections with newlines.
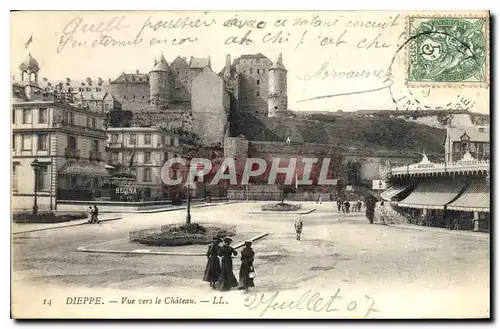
102, 53, 288, 146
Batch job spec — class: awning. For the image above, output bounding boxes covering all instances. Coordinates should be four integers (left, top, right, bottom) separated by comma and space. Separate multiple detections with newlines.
380, 185, 410, 201
398, 180, 466, 210
447, 181, 490, 212
59, 161, 111, 177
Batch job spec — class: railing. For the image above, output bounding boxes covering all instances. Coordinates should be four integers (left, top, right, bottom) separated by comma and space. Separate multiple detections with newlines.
65, 147, 80, 159
108, 142, 124, 148
391, 159, 490, 176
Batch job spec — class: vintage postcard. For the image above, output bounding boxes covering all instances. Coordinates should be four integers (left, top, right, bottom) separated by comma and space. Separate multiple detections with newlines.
10, 10, 490, 319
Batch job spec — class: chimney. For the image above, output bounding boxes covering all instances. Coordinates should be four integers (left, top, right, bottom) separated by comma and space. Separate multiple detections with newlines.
224, 54, 231, 78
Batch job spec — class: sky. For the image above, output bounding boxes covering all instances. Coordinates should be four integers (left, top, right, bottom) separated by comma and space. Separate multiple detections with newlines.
10, 11, 490, 114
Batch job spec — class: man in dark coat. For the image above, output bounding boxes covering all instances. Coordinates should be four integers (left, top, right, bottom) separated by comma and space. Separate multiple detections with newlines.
216, 237, 238, 291
203, 237, 222, 288
365, 192, 377, 224
238, 241, 255, 291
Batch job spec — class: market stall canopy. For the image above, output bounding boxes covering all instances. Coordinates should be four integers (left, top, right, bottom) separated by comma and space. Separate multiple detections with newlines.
447, 181, 490, 212
398, 180, 466, 210
380, 185, 411, 201
59, 162, 111, 177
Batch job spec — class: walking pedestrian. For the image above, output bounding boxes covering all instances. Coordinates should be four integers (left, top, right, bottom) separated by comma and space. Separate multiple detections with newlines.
87, 206, 94, 224
216, 237, 239, 291
238, 241, 255, 291
337, 198, 342, 212
203, 237, 222, 289
365, 192, 377, 224
294, 217, 303, 241
92, 205, 100, 224
343, 200, 351, 214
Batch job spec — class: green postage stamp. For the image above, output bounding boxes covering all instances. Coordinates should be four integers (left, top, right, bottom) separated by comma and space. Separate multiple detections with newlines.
407, 16, 489, 86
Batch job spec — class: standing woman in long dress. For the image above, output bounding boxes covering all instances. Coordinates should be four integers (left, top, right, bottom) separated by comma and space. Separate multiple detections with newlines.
238, 241, 255, 291
216, 237, 238, 291
203, 237, 222, 288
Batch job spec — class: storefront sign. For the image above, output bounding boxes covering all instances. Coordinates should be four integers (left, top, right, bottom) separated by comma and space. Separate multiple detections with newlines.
372, 180, 387, 190
115, 186, 137, 195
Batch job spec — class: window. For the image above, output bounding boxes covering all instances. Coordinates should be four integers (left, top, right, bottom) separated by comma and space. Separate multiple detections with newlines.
96, 88, 101, 92
144, 134, 152, 145
256, 59, 260, 63
39, 108, 48, 123
104, 104, 109, 111
164, 152, 168, 162
262, 69, 265, 74
257, 69, 260, 74
256, 91, 260, 97
12, 164, 18, 191
123, 152, 130, 165
23, 109, 32, 124
124, 95, 127, 100
37, 134, 48, 150
87, 117, 91, 127
68, 136, 77, 149
69, 112, 75, 125
130, 134, 137, 145
12, 134, 15, 150
112, 152, 119, 163
111, 134, 119, 143
133, 95, 136, 99
79, 87, 84, 92
86, 88, 91, 92
143, 168, 152, 182
36, 166, 48, 191
92, 118, 97, 128
91, 140, 99, 152
256, 79, 260, 85
453, 142, 460, 153
22, 135, 32, 150
144, 151, 151, 163
12, 109, 15, 124
250, 68, 253, 74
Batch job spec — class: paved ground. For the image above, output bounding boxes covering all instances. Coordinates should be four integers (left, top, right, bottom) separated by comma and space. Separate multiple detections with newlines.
11, 202, 490, 319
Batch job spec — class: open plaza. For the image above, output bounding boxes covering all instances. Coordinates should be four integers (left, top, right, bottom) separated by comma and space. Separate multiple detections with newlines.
11, 201, 489, 318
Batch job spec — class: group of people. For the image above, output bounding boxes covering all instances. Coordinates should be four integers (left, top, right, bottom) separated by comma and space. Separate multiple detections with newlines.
203, 237, 255, 292
87, 205, 100, 224
336, 198, 363, 214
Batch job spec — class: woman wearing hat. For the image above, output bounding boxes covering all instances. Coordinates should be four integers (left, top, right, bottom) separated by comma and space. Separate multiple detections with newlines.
203, 237, 222, 289
216, 237, 238, 291
238, 241, 255, 291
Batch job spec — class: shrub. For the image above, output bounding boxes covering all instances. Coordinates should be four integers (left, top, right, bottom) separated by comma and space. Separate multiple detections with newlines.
261, 203, 302, 212
12, 212, 87, 223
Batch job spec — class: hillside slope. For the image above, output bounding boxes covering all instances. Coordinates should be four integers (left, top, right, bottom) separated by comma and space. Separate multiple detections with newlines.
231, 113, 446, 156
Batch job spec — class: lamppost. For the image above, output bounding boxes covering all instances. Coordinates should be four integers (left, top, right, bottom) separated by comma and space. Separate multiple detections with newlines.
30, 159, 40, 215
185, 155, 192, 225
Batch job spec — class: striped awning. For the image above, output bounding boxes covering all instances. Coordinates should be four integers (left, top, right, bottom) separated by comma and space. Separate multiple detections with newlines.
59, 161, 111, 177
447, 181, 490, 212
380, 185, 410, 201
398, 180, 466, 210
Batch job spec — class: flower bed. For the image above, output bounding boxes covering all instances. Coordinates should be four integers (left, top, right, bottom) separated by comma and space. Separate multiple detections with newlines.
13, 212, 87, 223
261, 203, 302, 212
130, 223, 236, 247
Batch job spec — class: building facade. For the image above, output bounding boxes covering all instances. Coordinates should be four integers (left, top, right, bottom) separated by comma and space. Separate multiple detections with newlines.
106, 127, 183, 200
444, 125, 490, 163
12, 54, 110, 211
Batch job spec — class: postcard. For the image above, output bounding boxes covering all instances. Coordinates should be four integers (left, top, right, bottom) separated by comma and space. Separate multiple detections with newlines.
11, 10, 490, 319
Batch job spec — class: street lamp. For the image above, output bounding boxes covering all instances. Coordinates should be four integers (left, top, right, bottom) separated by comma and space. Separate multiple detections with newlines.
185, 155, 192, 225
30, 159, 40, 215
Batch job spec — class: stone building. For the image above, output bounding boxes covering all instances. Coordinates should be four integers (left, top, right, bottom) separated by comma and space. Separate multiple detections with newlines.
444, 125, 490, 163
106, 127, 184, 201
12, 53, 110, 211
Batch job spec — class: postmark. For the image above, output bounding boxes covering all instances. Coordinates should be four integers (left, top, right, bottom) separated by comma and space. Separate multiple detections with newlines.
407, 16, 489, 87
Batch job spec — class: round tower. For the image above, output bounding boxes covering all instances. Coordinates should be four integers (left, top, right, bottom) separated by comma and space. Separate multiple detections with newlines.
268, 53, 288, 118
149, 53, 171, 107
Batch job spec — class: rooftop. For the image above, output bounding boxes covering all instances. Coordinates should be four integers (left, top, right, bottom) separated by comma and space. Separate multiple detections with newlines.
447, 126, 489, 143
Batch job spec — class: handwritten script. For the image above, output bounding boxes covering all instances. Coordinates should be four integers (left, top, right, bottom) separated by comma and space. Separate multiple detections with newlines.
55, 13, 401, 54
243, 289, 379, 317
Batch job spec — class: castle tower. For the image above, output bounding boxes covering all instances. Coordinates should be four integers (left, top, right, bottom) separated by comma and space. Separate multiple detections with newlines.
149, 53, 171, 108
19, 53, 40, 86
268, 53, 288, 118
